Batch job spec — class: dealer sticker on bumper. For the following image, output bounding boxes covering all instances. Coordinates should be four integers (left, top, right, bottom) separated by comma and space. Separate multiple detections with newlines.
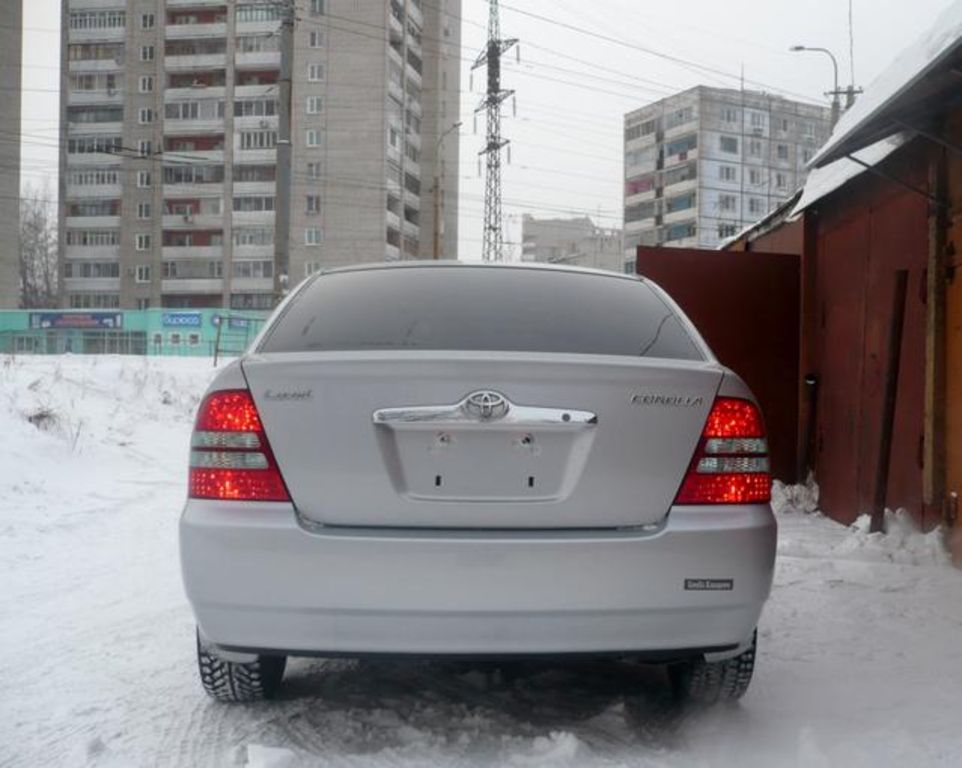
684, 579, 734, 591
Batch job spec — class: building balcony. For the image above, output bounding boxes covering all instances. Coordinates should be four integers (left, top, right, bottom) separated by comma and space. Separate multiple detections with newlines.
165, 22, 227, 40
64, 245, 121, 260
406, 0, 424, 27
624, 218, 655, 233
65, 183, 122, 199
230, 277, 273, 292
664, 208, 696, 225
68, 58, 122, 73
664, 148, 698, 167
625, 134, 657, 152
162, 245, 224, 260
65, 215, 121, 229
65, 121, 124, 136
664, 177, 697, 196
165, 0, 225, 5
233, 148, 276, 164
624, 189, 655, 206
63, 277, 121, 292
234, 115, 278, 132
234, 84, 277, 100
232, 210, 275, 226
163, 118, 225, 135
161, 278, 224, 294
386, 210, 401, 230
165, 53, 228, 72
67, 90, 123, 106
68, 27, 125, 44
233, 244, 273, 259
163, 149, 224, 163
388, 78, 404, 105
234, 19, 281, 36
162, 183, 225, 199
66, 153, 124, 168
385, 243, 401, 261
664, 121, 698, 141
162, 214, 224, 229
235, 51, 281, 69
165, 85, 226, 102
232, 181, 275, 196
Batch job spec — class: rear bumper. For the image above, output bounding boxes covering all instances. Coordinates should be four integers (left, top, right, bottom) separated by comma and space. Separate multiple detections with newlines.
180, 502, 776, 658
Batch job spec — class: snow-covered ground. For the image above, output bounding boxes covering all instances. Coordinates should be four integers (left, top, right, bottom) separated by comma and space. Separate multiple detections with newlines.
1, 355, 960, 767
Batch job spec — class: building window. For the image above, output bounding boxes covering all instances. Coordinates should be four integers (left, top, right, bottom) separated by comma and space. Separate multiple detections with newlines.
749, 198, 764, 215
310, 0, 325, 14
749, 111, 766, 128
306, 161, 321, 179
138, 76, 153, 93
135, 265, 151, 283
141, 13, 154, 29
233, 195, 275, 212
306, 195, 321, 214
718, 223, 739, 239
136, 170, 151, 187
306, 96, 323, 114
138, 140, 152, 157
306, 129, 322, 147
309, 30, 324, 48
169, 332, 182, 346
137, 202, 151, 219
239, 130, 277, 149
722, 107, 738, 123
188, 333, 201, 347
308, 63, 324, 82
718, 194, 737, 212
135, 234, 151, 251
776, 172, 787, 189
138, 108, 154, 124
748, 139, 763, 157
305, 227, 322, 246
802, 148, 814, 164
140, 45, 154, 62
749, 168, 762, 185
718, 165, 736, 181
777, 144, 790, 161
304, 261, 322, 275
719, 136, 738, 154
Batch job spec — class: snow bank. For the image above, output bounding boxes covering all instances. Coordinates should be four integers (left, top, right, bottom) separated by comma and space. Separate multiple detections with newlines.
773, 479, 951, 567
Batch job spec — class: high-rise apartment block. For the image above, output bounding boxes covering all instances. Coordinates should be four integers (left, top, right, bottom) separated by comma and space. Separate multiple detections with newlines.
623, 86, 831, 259
0, 0, 22, 308
59, 0, 461, 311
521, 215, 624, 273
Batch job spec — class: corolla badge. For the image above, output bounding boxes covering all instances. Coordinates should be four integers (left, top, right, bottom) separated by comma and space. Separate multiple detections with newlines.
630, 393, 704, 407
263, 389, 313, 402
462, 390, 510, 421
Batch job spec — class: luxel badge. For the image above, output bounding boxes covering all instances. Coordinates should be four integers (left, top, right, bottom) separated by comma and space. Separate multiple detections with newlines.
684, 578, 734, 591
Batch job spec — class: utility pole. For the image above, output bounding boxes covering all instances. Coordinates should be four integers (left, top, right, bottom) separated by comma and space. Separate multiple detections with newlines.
273, 0, 294, 304
473, 0, 516, 262
432, 121, 462, 260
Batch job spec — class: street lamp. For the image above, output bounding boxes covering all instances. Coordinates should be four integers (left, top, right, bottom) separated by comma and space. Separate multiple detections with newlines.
433, 121, 462, 260
790, 45, 841, 128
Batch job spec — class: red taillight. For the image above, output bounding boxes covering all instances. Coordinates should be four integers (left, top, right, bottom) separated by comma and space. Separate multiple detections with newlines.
675, 397, 771, 505
189, 389, 290, 502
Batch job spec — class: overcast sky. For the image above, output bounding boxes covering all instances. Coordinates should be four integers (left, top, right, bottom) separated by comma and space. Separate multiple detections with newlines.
20, 0, 958, 258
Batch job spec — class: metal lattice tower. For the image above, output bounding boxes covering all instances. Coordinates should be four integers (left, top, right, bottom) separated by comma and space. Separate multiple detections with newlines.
473, 0, 516, 262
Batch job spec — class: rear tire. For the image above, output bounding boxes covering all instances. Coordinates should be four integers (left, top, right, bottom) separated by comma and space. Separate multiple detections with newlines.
196, 631, 286, 703
669, 630, 757, 705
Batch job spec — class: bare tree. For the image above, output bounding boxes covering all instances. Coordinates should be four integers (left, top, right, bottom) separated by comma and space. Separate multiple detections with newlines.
19, 182, 59, 309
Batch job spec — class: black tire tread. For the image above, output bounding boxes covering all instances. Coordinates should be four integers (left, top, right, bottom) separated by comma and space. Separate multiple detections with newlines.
196, 632, 286, 703
671, 630, 757, 705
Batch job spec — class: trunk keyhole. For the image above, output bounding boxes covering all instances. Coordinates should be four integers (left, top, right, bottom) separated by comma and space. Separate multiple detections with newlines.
435, 475, 442, 487
527, 476, 535, 488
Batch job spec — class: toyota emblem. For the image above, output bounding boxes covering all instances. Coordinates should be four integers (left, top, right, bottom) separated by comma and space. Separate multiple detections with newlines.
463, 390, 510, 421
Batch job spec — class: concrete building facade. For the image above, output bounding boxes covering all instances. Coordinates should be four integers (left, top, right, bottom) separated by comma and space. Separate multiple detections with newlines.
59, 0, 461, 311
623, 86, 831, 260
521, 215, 624, 273
0, 0, 22, 308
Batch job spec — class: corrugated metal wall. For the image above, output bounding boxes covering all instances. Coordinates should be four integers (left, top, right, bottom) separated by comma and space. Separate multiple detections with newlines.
809, 148, 929, 525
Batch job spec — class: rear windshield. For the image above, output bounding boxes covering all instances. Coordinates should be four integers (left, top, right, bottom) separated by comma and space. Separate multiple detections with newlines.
259, 266, 704, 360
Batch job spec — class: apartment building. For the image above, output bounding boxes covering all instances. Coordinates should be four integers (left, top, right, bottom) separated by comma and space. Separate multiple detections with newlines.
0, 0, 22, 308
623, 87, 831, 260
521, 215, 625, 273
59, 0, 461, 311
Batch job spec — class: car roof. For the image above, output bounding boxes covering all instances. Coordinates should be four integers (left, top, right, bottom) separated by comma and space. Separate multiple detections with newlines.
314, 260, 646, 284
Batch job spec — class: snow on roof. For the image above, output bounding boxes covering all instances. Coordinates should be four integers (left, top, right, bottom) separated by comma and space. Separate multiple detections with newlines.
792, 132, 911, 215
809, 1, 962, 167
